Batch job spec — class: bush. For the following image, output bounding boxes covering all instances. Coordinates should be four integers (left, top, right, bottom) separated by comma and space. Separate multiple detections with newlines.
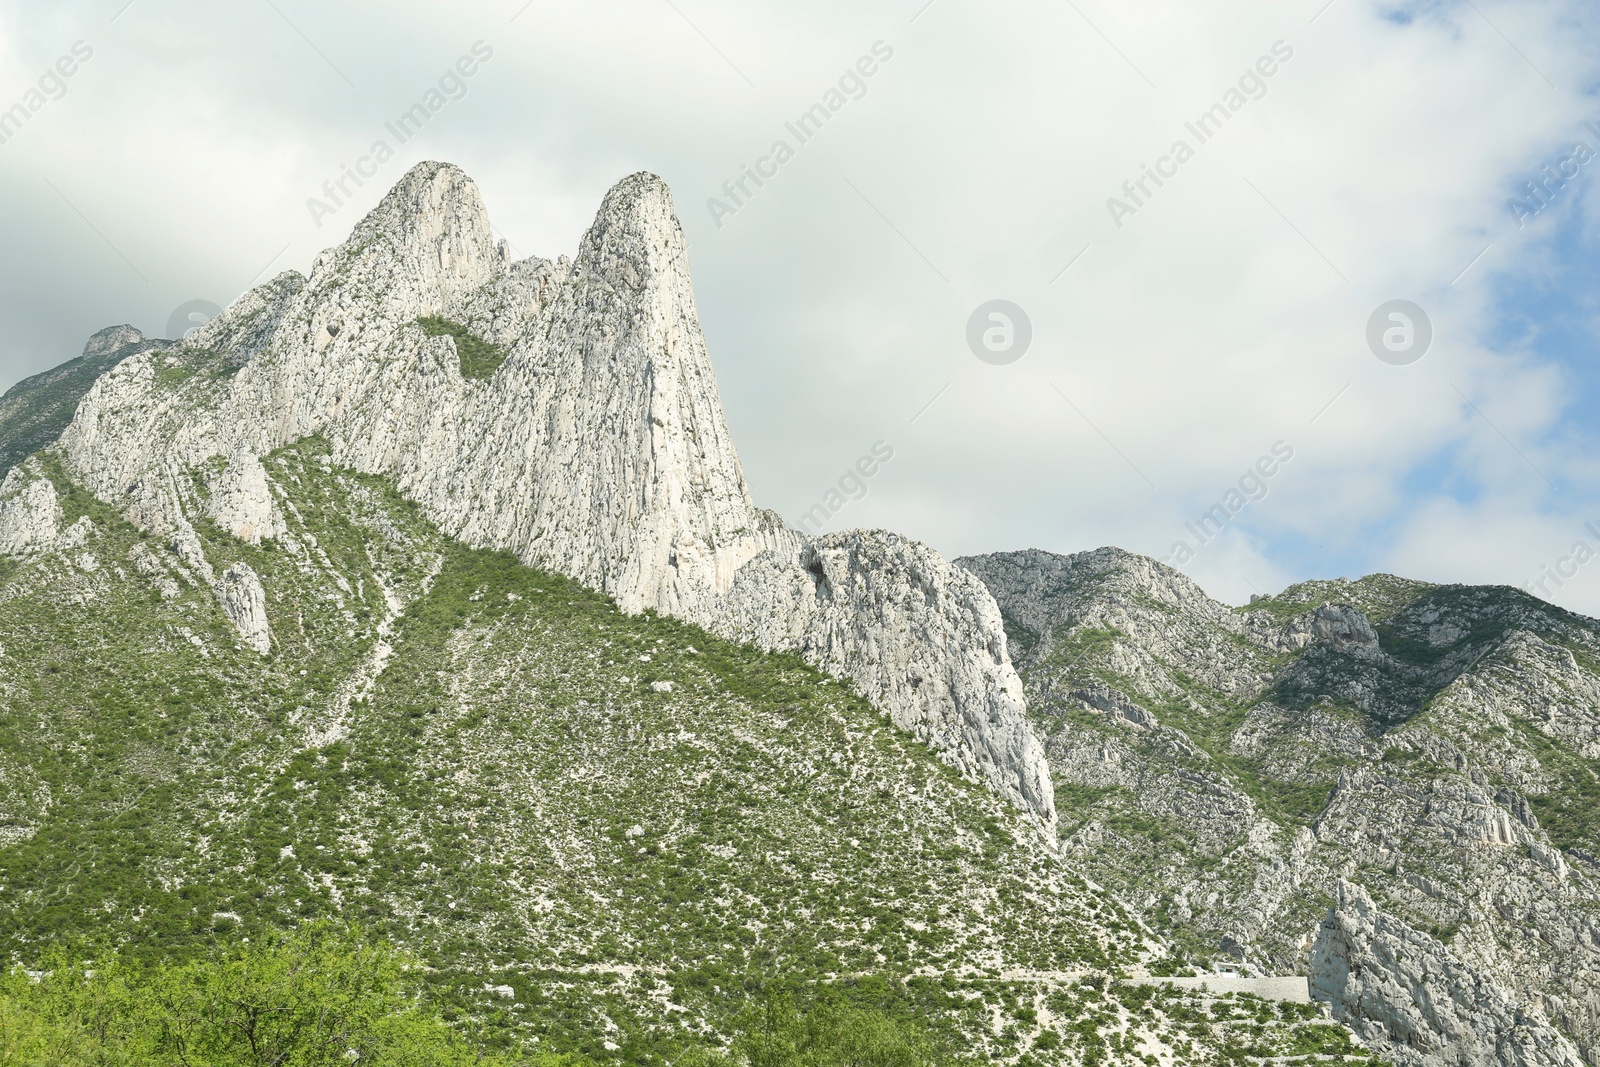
717, 992, 960, 1067
0, 924, 567, 1066
414, 318, 508, 381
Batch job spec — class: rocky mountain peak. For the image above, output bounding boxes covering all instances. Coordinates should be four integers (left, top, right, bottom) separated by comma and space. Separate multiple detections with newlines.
957, 546, 1248, 676
576, 171, 681, 275
82, 324, 145, 360
41, 162, 1059, 828
325, 160, 507, 311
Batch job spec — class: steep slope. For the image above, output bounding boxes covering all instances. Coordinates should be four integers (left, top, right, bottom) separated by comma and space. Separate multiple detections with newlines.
0, 326, 165, 478
0, 446, 1379, 1066
52, 161, 1052, 825
960, 547, 1600, 1067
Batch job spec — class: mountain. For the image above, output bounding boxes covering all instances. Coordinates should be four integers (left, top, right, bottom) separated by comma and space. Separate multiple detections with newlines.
959, 547, 1600, 1067
54, 162, 1052, 826
0, 163, 1387, 1065
0, 325, 165, 479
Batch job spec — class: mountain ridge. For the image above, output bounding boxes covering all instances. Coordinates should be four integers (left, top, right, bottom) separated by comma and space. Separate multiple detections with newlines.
3, 160, 1597, 1066
40, 160, 1055, 827
959, 545, 1600, 1067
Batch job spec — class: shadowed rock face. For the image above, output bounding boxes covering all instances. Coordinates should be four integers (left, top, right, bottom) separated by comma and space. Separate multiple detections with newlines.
45, 161, 1054, 826
961, 545, 1600, 1067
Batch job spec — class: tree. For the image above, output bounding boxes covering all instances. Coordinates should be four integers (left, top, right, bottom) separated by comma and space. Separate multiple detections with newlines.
0, 924, 547, 1066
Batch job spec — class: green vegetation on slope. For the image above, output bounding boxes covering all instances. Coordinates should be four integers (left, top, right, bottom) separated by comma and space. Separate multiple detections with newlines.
1, 925, 1381, 1067
0, 443, 1391, 1065
0, 331, 157, 478
0, 441, 1108, 1063
0, 924, 545, 1066
416, 316, 509, 380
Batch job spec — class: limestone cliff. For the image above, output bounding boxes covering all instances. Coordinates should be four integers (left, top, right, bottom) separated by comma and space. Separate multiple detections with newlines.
962, 546, 1600, 1066
48, 162, 1054, 825
1312, 881, 1584, 1067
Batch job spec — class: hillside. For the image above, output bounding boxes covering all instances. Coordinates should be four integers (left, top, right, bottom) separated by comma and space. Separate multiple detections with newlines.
0, 444, 1378, 1065
961, 547, 1600, 1067
0, 326, 163, 479
0, 157, 1495, 1066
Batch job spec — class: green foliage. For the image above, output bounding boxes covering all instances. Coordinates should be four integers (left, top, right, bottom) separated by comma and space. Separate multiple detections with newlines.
721, 992, 959, 1067
0, 924, 552, 1066
0, 440, 1156, 1063
415, 317, 508, 380
1510, 720, 1600, 853
1250, 574, 1430, 627
0, 440, 1396, 1065
1043, 626, 1120, 677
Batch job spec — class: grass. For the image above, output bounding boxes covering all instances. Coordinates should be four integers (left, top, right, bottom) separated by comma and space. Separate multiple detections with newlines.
0, 440, 1192, 1064
417, 316, 510, 380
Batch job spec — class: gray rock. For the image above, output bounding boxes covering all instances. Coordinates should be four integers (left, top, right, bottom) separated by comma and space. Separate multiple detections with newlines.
962, 546, 1600, 1064
1311, 880, 1584, 1067
0, 462, 69, 556
718, 531, 1054, 824
50, 161, 1054, 824
215, 561, 271, 654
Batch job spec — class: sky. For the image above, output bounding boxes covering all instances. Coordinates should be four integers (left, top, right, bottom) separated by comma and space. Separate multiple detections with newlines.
1, 0, 1599, 613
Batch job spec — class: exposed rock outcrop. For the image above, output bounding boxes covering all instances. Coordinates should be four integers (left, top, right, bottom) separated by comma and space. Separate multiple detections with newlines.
215, 561, 272, 654
963, 546, 1600, 1064
0, 464, 63, 556
43, 162, 1053, 825
1311, 880, 1584, 1067
0, 325, 166, 478
720, 531, 1054, 818
203, 450, 285, 545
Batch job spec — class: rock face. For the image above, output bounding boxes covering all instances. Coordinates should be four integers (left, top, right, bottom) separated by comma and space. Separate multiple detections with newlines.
42, 162, 1052, 826
0, 464, 64, 556
215, 562, 271, 654
0, 325, 165, 479
960, 546, 1600, 1066
1311, 881, 1585, 1067
720, 531, 1054, 817
203, 451, 285, 545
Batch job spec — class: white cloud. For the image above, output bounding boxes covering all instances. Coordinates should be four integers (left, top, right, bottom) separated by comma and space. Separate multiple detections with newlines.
1, 0, 1598, 615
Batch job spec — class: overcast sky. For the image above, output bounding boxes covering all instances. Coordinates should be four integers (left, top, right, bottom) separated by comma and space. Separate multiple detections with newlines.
2, 0, 1599, 613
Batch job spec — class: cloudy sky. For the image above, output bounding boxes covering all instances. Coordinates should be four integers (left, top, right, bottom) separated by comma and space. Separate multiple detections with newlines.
2, 0, 1599, 612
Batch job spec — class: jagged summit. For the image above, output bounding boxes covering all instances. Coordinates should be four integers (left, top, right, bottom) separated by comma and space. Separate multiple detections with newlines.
298, 161, 508, 330
344, 161, 498, 268
578, 171, 681, 262
28, 162, 1057, 826
83, 324, 147, 359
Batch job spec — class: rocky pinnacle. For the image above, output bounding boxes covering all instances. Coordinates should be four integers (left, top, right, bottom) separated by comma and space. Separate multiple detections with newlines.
49, 161, 1056, 827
